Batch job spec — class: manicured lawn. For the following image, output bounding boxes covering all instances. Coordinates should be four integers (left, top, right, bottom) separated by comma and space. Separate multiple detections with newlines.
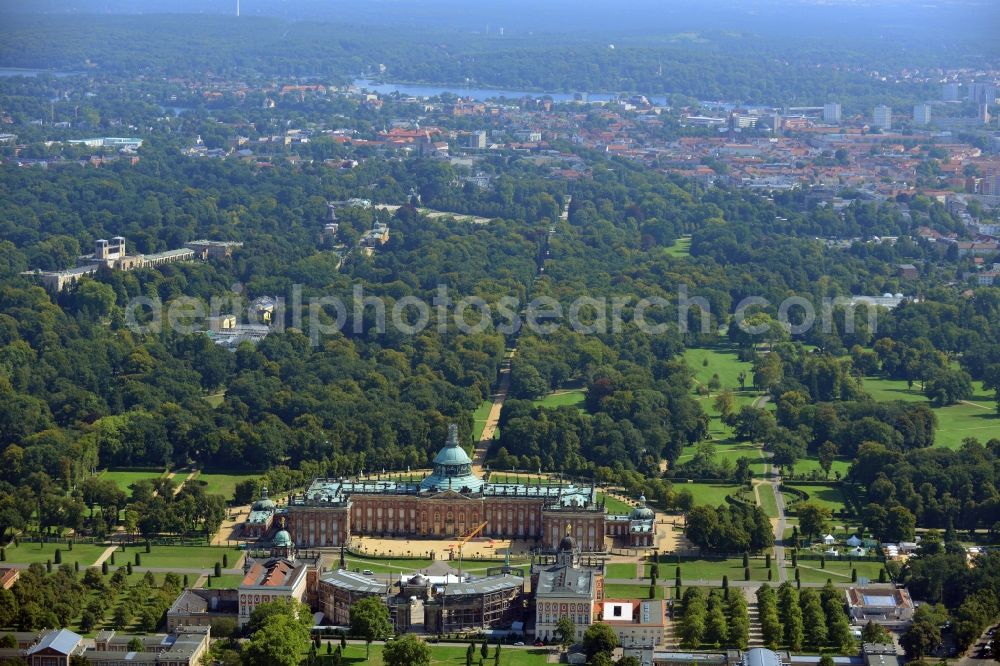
758, 484, 779, 518
862, 376, 999, 450
1, 541, 107, 567
791, 559, 886, 585
664, 236, 692, 258
861, 376, 926, 403
789, 456, 852, 480
598, 492, 635, 515
193, 472, 262, 500
785, 484, 848, 513
322, 642, 550, 665
676, 439, 768, 477
200, 573, 244, 589
684, 346, 754, 393
532, 389, 585, 410
606, 562, 641, 579
650, 557, 774, 583
604, 583, 666, 599
472, 400, 495, 441
119, 544, 241, 570
100, 469, 167, 494
675, 482, 739, 507
341, 556, 435, 574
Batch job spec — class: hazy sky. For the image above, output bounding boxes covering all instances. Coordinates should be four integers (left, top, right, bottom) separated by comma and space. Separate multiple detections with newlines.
1, 0, 996, 45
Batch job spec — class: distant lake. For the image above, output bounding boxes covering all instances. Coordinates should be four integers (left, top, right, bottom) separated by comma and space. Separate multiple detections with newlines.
352, 78, 623, 103
0, 67, 86, 78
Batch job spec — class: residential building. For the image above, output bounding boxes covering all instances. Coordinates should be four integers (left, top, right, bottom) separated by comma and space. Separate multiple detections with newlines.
873, 106, 892, 130
913, 104, 932, 125
823, 103, 842, 123
468, 131, 487, 149
942, 83, 961, 101
967, 83, 998, 105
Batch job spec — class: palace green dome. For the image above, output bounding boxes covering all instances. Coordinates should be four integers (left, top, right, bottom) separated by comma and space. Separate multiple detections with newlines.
273, 530, 293, 548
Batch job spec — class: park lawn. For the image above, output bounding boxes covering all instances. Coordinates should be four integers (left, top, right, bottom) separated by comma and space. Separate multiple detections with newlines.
119, 544, 241, 570
675, 482, 739, 507
861, 376, 926, 403
862, 377, 998, 450
1, 541, 107, 567
792, 559, 886, 585
604, 583, 666, 599
606, 562, 641, 579
684, 346, 754, 393
663, 236, 692, 258
100, 469, 167, 494
472, 400, 494, 441
758, 484, 779, 518
933, 393, 999, 449
675, 439, 764, 466
790, 456, 852, 480
323, 642, 550, 666
532, 389, 585, 410
200, 574, 244, 589
649, 557, 774, 583
341, 556, 435, 574
193, 472, 262, 500
598, 493, 635, 515
785, 484, 848, 513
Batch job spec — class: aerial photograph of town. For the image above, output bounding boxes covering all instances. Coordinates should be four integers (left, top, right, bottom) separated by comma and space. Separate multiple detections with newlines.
0, 0, 997, 664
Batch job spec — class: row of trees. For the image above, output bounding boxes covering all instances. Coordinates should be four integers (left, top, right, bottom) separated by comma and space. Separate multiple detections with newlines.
678, 587, 749, 649
757, 582, 854, 653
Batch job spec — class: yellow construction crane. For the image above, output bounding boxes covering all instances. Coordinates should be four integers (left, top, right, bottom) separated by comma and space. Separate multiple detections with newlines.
451, 520, 488, 579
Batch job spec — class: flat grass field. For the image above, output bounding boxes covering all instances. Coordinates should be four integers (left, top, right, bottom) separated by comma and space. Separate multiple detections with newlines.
311, 643, 550, 666
791, 559, 886, 585
790, 456, 852, 479
1, 541, 108, 566
118, 544, 241, 570
862, 376, 998, 449
341, 556, 435, 574
200, 574, 245, 589
604, 583, 667, 599
100, 469, 166, 493
648, 557, 775, 583
193, 472, 262, 499
532, 389, 585, 410
785, 484, 847, 513
472, 399, 494, 441
684, 345, 754, 393
606, 562, 642, 579
675, 482, 739, 507
676, 439, 768, 477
